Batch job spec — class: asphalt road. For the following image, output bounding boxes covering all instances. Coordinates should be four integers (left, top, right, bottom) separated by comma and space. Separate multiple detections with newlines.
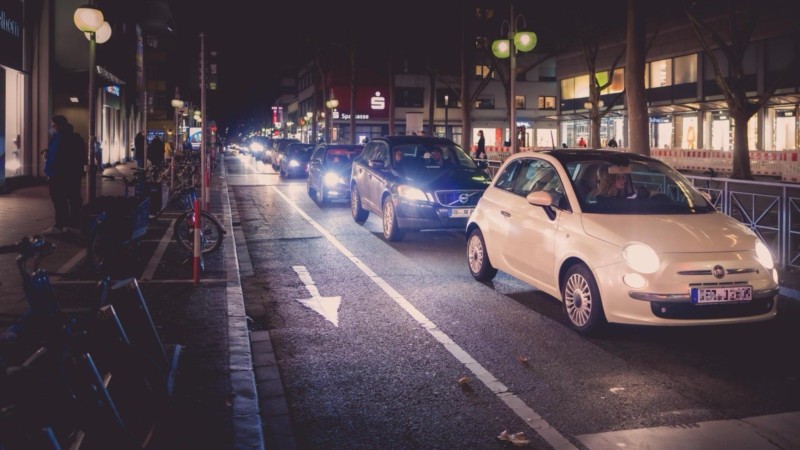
228, 153, 800, 449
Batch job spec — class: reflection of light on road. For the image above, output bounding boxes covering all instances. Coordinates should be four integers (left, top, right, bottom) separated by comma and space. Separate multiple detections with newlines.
270, 186, 575, 450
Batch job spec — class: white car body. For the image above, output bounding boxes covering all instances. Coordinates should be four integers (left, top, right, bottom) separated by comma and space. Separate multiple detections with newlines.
466, 150, 779, 334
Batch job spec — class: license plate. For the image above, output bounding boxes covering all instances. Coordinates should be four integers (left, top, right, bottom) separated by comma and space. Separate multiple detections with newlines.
450, 208, 473, 218
691, 286, 752, 304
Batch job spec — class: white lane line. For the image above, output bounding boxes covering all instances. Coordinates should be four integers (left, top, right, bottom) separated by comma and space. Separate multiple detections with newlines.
141, 218, 176, 280
270, 186, 576, 450
58, 248, 87, 274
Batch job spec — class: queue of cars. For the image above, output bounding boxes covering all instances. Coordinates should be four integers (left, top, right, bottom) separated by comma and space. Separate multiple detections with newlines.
243, 135, 780, 335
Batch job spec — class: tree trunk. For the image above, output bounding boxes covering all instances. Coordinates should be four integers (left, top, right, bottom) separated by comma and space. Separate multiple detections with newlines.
590, 109, 601, 148
460, 4, 471, 149
731, 108, 753, 179
625, 0, 650, 155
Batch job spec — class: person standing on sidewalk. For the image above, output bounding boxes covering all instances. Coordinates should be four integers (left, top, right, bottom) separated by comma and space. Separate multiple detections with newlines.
42, 115, 86, 235
134, 130, 146, 168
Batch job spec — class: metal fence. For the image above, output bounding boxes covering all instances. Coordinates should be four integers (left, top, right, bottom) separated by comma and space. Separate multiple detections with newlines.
687, 174, 800, 269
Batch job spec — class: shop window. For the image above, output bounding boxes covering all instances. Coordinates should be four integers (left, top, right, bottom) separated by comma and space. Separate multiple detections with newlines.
538, 96, 556, 110
674, 54, 697, 84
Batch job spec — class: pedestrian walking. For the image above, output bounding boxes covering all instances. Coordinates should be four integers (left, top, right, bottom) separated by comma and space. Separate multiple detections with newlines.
607, 137, 618, 148
577, 137, 587, 148
473, 130, 487, 171
42, 115, 86, 235
134, 130, 146, 168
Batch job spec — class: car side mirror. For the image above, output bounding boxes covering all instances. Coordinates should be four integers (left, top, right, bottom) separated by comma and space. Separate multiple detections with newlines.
526, 190, 554, 207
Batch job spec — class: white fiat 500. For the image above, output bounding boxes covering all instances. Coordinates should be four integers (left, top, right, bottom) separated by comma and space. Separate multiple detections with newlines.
466, 150, 779, 335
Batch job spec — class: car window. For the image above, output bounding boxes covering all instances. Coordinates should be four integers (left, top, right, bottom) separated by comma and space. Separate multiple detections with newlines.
311, 146, 325, 161
494, 160, 522, 191
563, 158, 716, 214
513, 160, 562, 197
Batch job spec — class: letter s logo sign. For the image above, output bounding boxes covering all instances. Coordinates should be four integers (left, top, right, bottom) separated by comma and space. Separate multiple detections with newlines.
371, 91, 385, 110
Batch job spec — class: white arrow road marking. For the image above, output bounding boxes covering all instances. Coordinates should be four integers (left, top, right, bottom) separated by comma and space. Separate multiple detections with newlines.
273, 187, 576, 450
293, 265, 341, 327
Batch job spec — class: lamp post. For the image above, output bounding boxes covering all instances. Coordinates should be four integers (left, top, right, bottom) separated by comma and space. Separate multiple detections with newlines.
305, 111, 313, 143
444, 94, 449, 140
74, 3, 111, 202
325, 90, 339, 143
171, 92, 184, 191
492, 4, 536, 154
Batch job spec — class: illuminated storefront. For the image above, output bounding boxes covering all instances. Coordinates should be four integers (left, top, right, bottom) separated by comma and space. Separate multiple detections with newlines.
1, 0, 24, 190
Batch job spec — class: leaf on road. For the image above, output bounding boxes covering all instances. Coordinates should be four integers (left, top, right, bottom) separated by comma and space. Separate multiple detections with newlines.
457, 375, 471, 386
497, 429, 531, 447
517, 355, 529, 365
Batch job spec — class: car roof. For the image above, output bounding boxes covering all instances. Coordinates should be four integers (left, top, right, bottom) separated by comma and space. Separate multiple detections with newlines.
510, 149, 659, 165
371, 135, 458, 146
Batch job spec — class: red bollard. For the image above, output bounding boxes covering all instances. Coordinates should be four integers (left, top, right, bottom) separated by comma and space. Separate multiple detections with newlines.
193, 198, 201, 285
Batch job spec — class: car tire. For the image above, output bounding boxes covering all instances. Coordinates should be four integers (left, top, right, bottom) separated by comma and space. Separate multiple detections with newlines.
562, 264, 607, 335
382, 198, 404, 241
351, 185, 368, 223
307, 179, 315, 199
467, 228, 497, 281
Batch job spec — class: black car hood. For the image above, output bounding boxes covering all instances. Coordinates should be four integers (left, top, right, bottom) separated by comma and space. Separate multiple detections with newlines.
397, 167, 491, 191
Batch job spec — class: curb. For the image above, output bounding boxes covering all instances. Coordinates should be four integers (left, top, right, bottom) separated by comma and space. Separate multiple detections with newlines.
219, 163, 266, 450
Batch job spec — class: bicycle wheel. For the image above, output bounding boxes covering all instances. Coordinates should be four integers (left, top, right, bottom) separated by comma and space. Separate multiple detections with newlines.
173, 210, 224, 255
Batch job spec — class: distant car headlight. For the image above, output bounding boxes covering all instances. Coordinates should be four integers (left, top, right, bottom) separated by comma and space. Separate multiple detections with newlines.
396, 185, 427, 201
289, 160, 300, 167
755, 240, 774, 270
622, 243, 660, 274
250, 143, 264, 152
324, 172, 345, 187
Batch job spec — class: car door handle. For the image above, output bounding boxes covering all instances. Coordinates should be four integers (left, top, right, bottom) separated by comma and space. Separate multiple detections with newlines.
501, 211, 511, 217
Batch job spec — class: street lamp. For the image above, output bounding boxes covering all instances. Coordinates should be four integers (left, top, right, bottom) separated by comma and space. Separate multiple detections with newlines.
492, 4, 536, 153
74, 3, 110, 202
444, 94, 449, 140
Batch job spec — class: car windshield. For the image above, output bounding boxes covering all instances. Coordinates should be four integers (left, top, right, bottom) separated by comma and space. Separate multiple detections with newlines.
391, 143, 477, 171
288, 145, 313, 160
561, 156, 716, 214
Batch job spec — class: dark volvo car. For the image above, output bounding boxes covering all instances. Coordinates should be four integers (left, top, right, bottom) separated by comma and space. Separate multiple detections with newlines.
350, 136, 491, 241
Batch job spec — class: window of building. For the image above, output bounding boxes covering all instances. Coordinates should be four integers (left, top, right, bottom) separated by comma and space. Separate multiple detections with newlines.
574, 75, 590, 98
475, 65, 491, 79
437, 90, 460, 108
673, 54, 697, 84
515, 95, 526, 110
538, 96, 556, 110
561, 78, 575, 100
606, 68, 625, 93
649, 58, 673, 87
475, 98, 494, 109
395, 87, 424, 108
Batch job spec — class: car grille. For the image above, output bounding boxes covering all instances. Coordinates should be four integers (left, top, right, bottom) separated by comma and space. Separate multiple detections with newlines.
434, 190, 484, 207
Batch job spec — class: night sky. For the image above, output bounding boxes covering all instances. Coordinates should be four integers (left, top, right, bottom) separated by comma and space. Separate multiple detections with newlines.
166, 0, 775, 134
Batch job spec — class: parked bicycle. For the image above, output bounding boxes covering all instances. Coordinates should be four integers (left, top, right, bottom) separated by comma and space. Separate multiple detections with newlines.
0, 236, 172, 449
171, 185, 225, 255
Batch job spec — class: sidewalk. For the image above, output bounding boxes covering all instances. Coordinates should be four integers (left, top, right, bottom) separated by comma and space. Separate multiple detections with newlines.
0, 160, 265, 449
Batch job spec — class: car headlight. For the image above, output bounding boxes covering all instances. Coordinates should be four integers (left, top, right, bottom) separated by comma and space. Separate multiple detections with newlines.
289, 160, 299, 167
396, 185, 428, 201
622, 243, 660, 274
250, 143, 264, 152
324, 172, 345, 187
755, 240, 774, 270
